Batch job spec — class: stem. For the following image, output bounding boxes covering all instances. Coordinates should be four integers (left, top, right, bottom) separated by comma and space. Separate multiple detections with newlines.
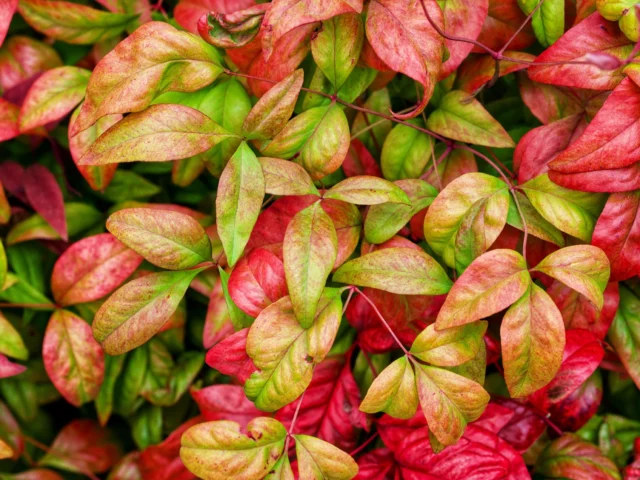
362, 350, 379, 377
510, 187, 529, 261
360, 103, 382, 153
284, 389, 307, 451
486, 147, 515, 179
421, 144, 451, 184
453, 144, 513, 187
528, 403, 564, 437
428, 140, 443, 190
498, 0, 545, 55
349, 432, 379, 456
342, 287, 355, 316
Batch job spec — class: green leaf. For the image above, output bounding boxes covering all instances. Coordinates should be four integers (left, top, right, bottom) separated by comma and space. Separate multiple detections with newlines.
520, 173, 607, 242
333, 247, 452, 295
294, 435, 359, 480
506, 190, 565, 246
17, 0, 138, 44
501, 284, 566, 397
311, 13, 363, 90
101, 170, 160, 202
0, 240, 5, 291
609, 286, 640, 389
380, 122, 435, 181
436, 249, 531, 329
410, 321, 487, 367
424, 172, 510, 270
359, 356, 418, 419
245, 291, 341, 411
243, 69, 304, 141
218, 266, 252, 330
426, 91, 515, 148
259, 157, 319, 196
350, 88, 392, 156
364, 179, 438, 244
95, 354, 126, 426
0, 273, 53, 309
78, 104, 234, 165
93, 268, 204, 355
519, 0, 565, 47
324, 175, 410, 205
266, 454, 294, 480
284, 202, 337, 328
131, 404, 162, 450
0, 312, 27, 361
533, 245, 610, 310
180, 418, 287, 480
106, 208, 211, 270
216, 142, 265, 267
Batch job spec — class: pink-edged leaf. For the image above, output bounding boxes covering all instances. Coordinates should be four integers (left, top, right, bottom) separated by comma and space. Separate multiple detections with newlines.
51, 233, 143, 306
0, 400, 24, 460
0, 36, 62, 91
95, 0, 152, 23
191, 384, 262, 427
549, 162, 640, 193
174, 0, 254, 33
205, 328, 257, 382
548, 370, 602, 431
0, 354, 26, 379
476, 399, 546, 452
0, 0, 17, 47
518, 75, 590, 125
343, 139, 382, 178
23, 164, 67, 241
203, 277, 234, 349
0, 98, 19, 142
43, 310, 104, 407
474, 0, 535, 52
455, 52, 534, 94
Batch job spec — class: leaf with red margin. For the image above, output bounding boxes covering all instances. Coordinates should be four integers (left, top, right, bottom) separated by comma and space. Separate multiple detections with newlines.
276, 356, 369, 452
51, 233, 143, 307
174, 0, 254, 34
39, 420, 121, 475
476, 399, 546, 452
592, 192, 640, 281
365, 0, 444, 119
203, 277, 234, 349
0, 354, 26, 379
95, 0, 152, 23
473, 0, 535, 52
530, 328, 604, 412
0, 0, 17, 47
23, 164, 67, 241
528, 12, 632, 90
205, 328, 257, 382
0, 98, 19, 142
343, 139, 382, 178
0, 400, 23, 461
548, 370, 602, 431
0, 36, 62, 91
43, 310, 104, 407
455, 52, 534, 93
191, 384, 262, 427
106, 453, 142, 480
549, 162, 640, 193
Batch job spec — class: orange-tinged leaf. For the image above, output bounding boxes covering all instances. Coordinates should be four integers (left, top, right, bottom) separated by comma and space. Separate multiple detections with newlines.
501, 284, 565, 397
454, 51, 534, 94
259, 157, 319, 197
0, 98, 19, 142
43, 309, 104, 407
410, 321, 487, 367
294, 434, 359, 480
436, 249, 530, 329
106, 208, 212, 270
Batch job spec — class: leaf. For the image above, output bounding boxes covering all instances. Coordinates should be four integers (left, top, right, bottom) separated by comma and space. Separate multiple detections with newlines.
501, 283, 565, 397
218, 266, 253, 330
260, 103, 350, 180
51, 233, 143, 306
324, 176, 410, 205
72, 21, 224, 134
528, 12, 632, 90
520, 173, 606, 242
106, 208, 211, 270
198, 4, 268, 48
0, 355, 26, 379
284, 202, 337, 328
360, 356, 418, 419
0, 98, 19, 143
259, 157, 319, 197
205, 328, 258, 383
436, 249, 531, 329
365, 0, 444, 118
455, 51, 532, 94
380, 122, 435, 181
191, 384, 262, 427
0, 400, 23, 461
0, 0, 17, 46
0, 239, 6, 291
180, 418, 287, 480
78, 104, 233, 165
245, 292, 342, 411
93, 268, 203, 355
506, 190, 565, 246
216, 141, 265, 267
174, 0, 254, 33
0, 312, 27, 361
519, 0, 565, 47
95, 354, 125, 426
424, 172, 510, 269
333, 247, 452, 295
294, 434, 359, 480
18, 66, 90, 132
23, 164, 67, 241
43, 309, 104, 407
414, 362, 490, 446
533, 245, 610, 310
410, 321, 487, 367
609, 285, 640, 389
242, 69, 303, 140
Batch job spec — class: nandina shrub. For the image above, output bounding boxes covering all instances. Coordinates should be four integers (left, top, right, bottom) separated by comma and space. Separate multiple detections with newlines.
1, 0, 640, 478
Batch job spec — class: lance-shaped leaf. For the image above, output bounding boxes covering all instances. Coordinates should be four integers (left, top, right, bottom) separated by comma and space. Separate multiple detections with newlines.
366, 0, 444, 118
245, 292, 342, 411
79, 104, 233, 165
436, 249, 531, 329
0, 0, 17, 46
424, 172, 510, 269
410, 321, 487, 367
284, 202, 337, 328
609, 285, 640, 389
360, 356, 418, 419
216, 142, 265, 267
93, 268, 203, 355
72, 21, 224, 134
533, 245, 610, 310
0, 312, 27, 361
455, 51, 533, 94
380, 122, 435, 181
107, 208, 211, 270
501, 284, 565, 397
180, 418, 287, 480
426, 91, 514, 148
324, 176, 410, 205
51, 233, 143, 306
266, 455, 294, 480
294, 435, 358, 480
18, 66, 90, 132
242, 69, 303, 141
17, 0, 138, 44
95, 354, 125, 426
260, 103, 350, 180
198, 4, 269, 49
259, 157, 318, 197
0, 239, 5, 290
520, 173, 606, 242
414, 362, 490, 446
506, 190, 565, 246
519, 0, 564, 47
334, 247, 451, 295
23, 164, 67, 241
43, 310, 105, 407
312, 13, 363, 90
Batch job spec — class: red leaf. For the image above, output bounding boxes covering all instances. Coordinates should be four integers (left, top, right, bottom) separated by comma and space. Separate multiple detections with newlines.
0, 98, 19, 143
205, 328, 257, 382
476, 399, 546, 452
0, 37, 62, 91
455, 52, 533, 94
549, 161, 640, 192
0, 160, 26, 201
174, 0, 254, 34
191, 384, 262, 427
0, 0, 17, 47
203, 277, 234, 349
473, 0, 535, 52
23, 164, 67, 241
343, 139, 383, 178
0, 354, 26, 379
548, 370, 602, 431
355, 448, 399, 480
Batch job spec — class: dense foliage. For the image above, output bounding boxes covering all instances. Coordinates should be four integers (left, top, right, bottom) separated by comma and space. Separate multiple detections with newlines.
1, 0, 640, 478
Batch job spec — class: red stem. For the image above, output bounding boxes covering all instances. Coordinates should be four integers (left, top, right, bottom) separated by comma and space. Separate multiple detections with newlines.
349, 432, 380, 457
